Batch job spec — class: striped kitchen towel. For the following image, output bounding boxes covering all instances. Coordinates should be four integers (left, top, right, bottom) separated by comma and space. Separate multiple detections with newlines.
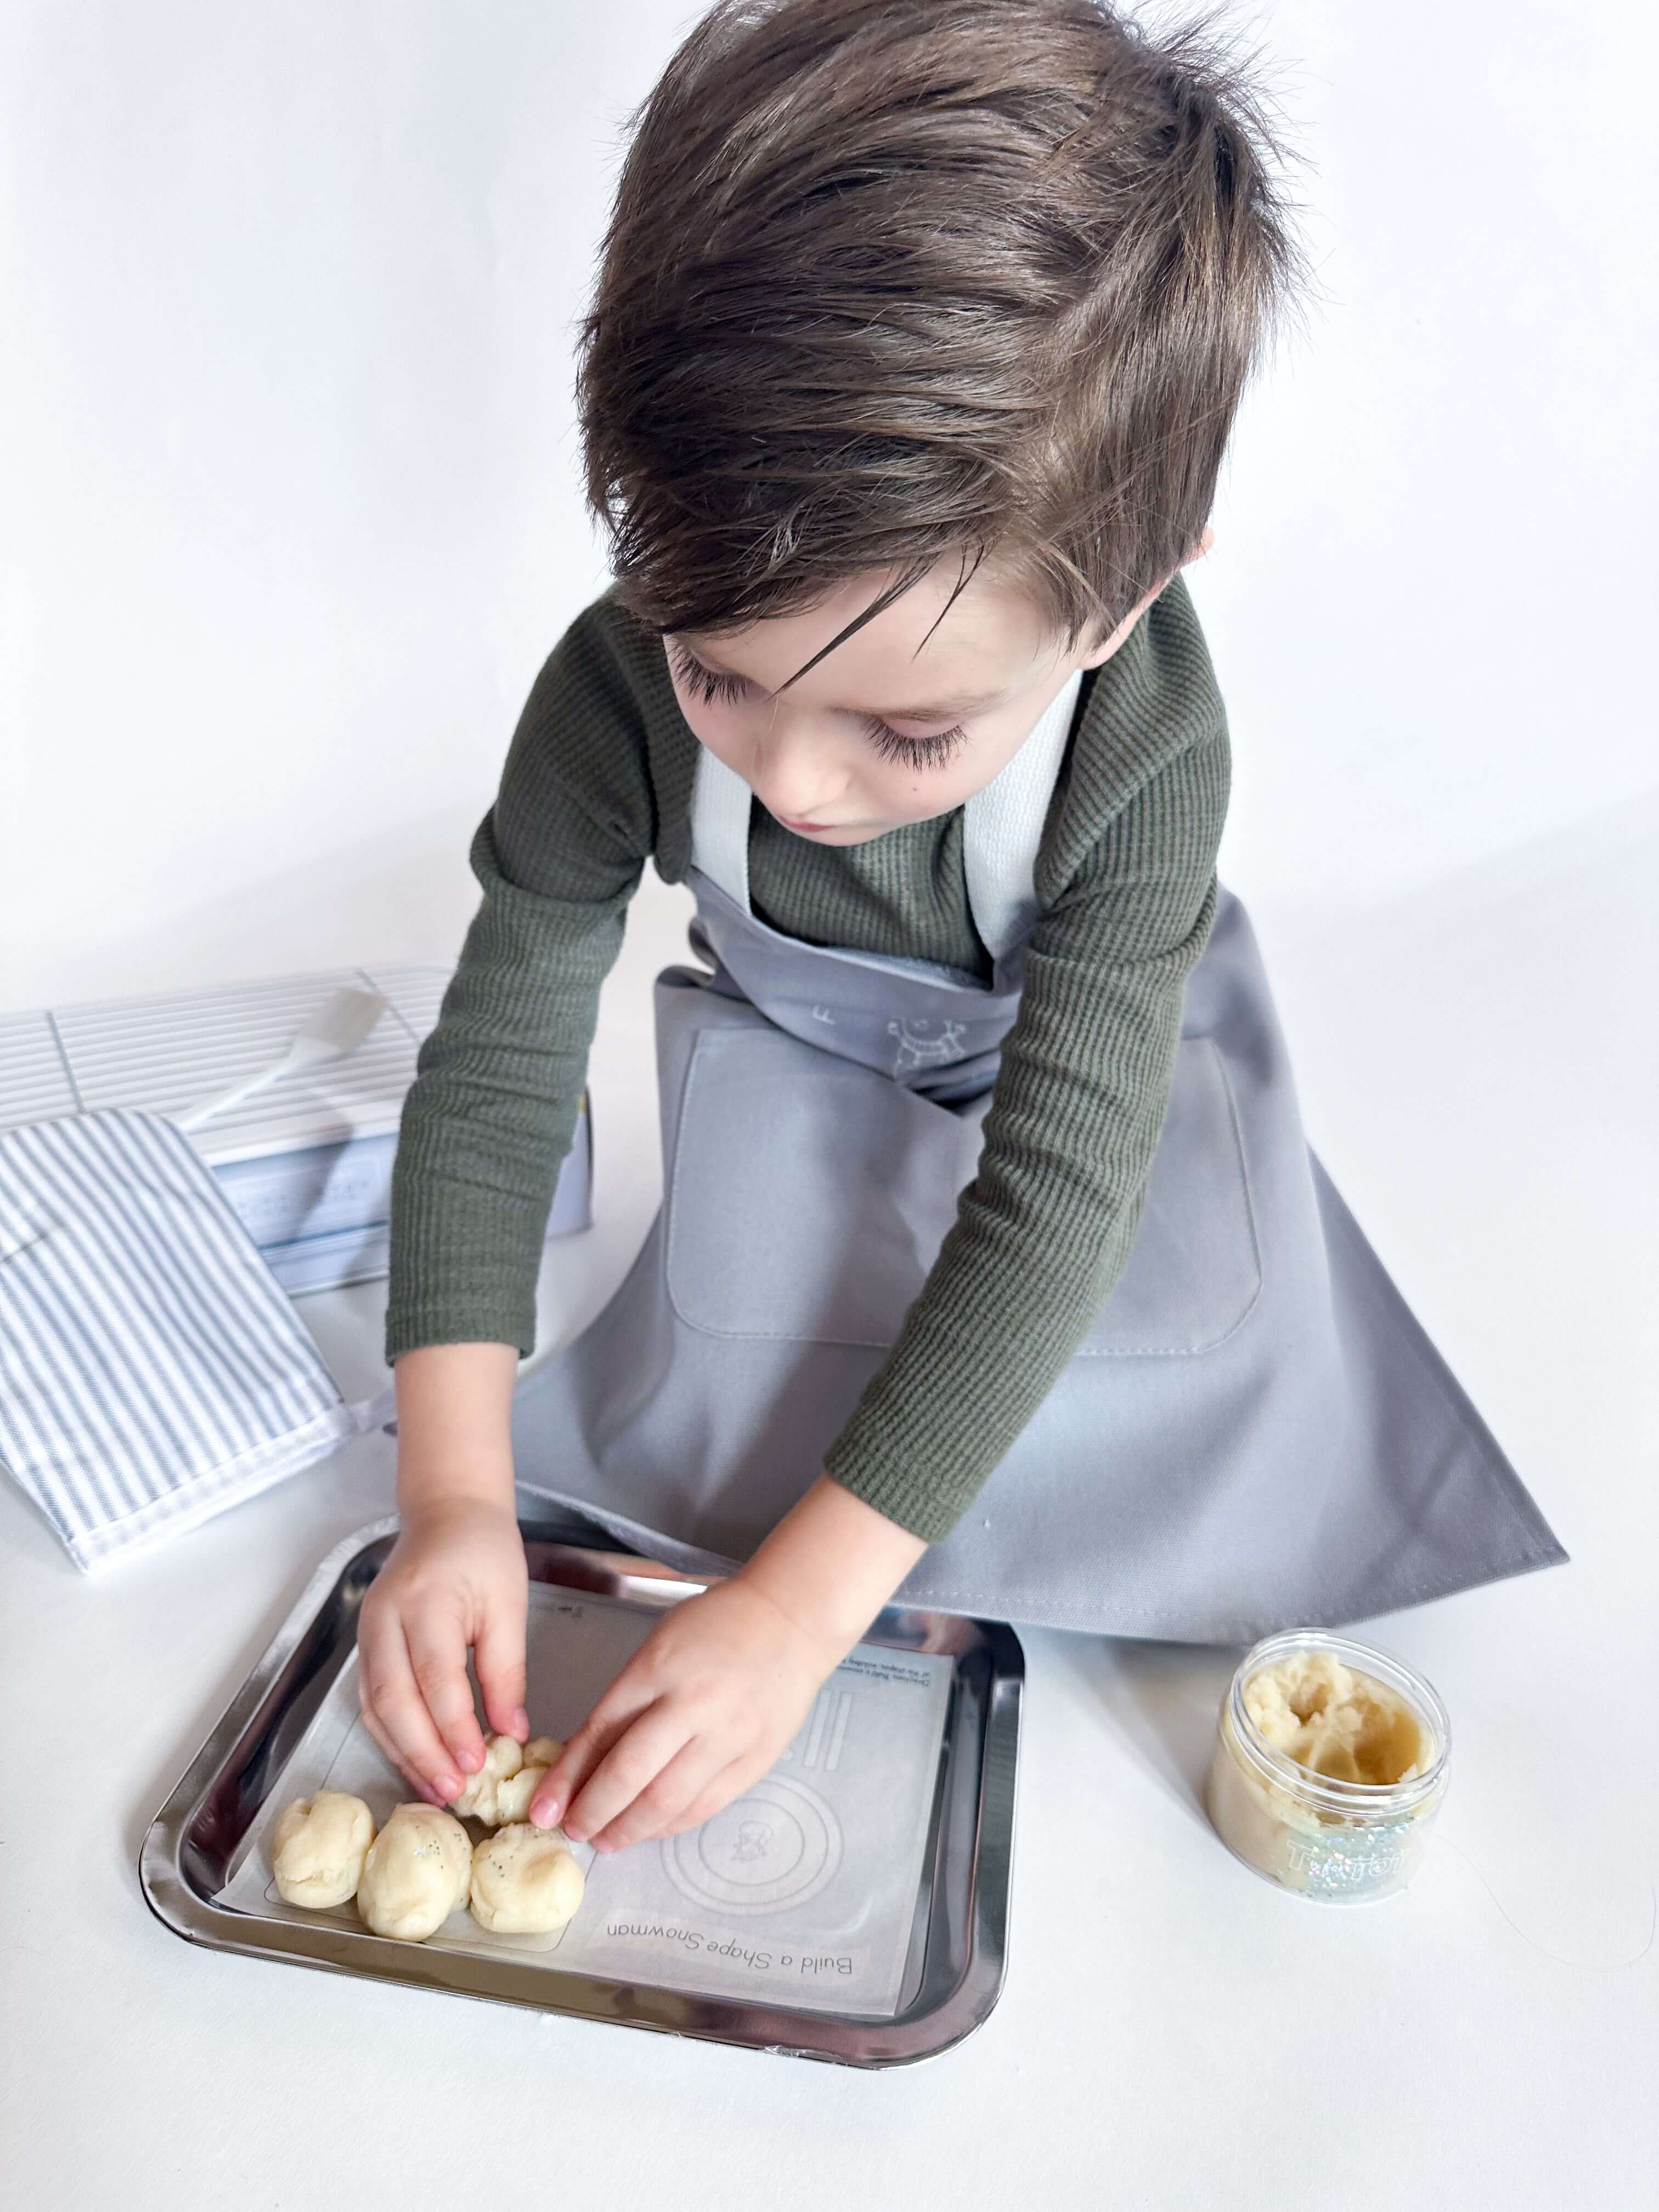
0, 1108, 391, 1572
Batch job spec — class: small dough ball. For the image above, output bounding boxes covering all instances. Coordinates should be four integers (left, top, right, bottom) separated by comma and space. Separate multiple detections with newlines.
469, 1823, 585, 1936
451, 1733, 523, 1825
490, 1762, 552, 1826
484, 1735, 562, 1823
356, 1804, 472, 1941
272, 1791, 375, 1908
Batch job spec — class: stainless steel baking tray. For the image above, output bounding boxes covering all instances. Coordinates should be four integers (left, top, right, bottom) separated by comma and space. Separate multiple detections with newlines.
140, 1515, 1022, 2067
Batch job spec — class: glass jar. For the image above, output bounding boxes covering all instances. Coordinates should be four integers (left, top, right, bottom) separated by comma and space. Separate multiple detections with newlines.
1204, 1628, 1451, 1903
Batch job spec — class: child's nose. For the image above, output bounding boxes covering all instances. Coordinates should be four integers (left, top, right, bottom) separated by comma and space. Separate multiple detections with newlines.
748, 725, 843, 822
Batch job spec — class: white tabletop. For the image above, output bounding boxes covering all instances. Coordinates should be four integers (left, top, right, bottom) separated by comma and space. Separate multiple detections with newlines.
2, 851, 1654, 2209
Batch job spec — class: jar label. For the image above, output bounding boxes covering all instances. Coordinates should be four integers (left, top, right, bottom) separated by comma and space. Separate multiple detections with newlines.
1280, 1816, 1415, 1897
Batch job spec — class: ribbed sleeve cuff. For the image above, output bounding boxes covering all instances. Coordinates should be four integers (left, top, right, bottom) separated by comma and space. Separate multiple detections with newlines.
820, 1283, 1090, 1545
384, 1170, 551, 1364
383, 1298, 533, 1364
822, 1436, 968, 1547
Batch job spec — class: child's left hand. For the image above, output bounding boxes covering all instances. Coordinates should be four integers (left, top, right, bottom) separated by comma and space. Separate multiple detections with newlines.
526, 1573, 841, 1850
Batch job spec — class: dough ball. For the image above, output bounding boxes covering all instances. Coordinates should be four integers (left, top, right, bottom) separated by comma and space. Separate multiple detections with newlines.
356, 1804, 472, 1941
451, 1733, 523, 1824
469, 1823, 585, 1936
272, 1791, 375, 1908
483, 1735, 563, 1821
490, 1762, 552, 1826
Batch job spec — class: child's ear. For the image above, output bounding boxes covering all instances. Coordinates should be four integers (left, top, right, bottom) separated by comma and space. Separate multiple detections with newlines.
1077, 578, 1166, 668
1076, 527, 1215, 668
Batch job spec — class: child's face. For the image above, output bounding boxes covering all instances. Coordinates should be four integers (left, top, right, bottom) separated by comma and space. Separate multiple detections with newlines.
663, 551, 1185, 845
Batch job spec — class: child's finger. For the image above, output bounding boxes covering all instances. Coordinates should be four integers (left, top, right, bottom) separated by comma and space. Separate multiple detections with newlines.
358, 1703, 449, 1807
529, 1674, 655, 1828
473, 1595, 529, 1743
402, 1612, 487, 1776
665, 1751, 767, 1838
560, 1703, 694, 1846
586, 1735, 729, 1853
358, 1611, 465, 1802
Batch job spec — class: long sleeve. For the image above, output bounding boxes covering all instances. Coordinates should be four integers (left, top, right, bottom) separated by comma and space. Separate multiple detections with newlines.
384, 606, 654, 1362
821, 710, 1231, 1543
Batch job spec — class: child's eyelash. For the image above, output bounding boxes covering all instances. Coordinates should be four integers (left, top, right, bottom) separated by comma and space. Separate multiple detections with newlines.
862, 719, 967, 771
668, 639, 749, 707
667, 640, 967, 771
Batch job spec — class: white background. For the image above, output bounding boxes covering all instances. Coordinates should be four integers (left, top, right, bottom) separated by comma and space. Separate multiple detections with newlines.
2, 4, 1655, 2206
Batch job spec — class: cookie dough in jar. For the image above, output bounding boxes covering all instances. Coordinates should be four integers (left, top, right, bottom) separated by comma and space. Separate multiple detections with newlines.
1204, 1630, 1449, 1903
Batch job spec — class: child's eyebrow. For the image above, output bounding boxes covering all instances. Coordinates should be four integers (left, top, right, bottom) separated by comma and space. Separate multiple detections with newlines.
675, 636, 1006, 722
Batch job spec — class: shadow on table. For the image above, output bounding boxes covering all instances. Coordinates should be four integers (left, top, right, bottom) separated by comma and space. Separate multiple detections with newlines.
1049, 1636, 1236, 1837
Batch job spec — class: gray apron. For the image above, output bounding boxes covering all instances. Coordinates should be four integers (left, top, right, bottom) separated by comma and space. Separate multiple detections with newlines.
513, 676, 1565, 1640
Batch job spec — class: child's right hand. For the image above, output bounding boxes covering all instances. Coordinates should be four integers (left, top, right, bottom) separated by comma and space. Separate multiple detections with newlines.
357, 1496, 529, 1806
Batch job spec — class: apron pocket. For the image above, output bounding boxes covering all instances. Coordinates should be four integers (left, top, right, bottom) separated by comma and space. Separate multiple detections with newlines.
665, 1025, 1261, 1358
665, 1026, 974, 1346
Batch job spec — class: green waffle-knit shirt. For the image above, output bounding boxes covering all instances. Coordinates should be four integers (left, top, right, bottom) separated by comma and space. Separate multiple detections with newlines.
387, 571, 1231, 1544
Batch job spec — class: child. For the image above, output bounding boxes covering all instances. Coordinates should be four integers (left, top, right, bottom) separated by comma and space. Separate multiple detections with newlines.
357, 0, 1560, 1856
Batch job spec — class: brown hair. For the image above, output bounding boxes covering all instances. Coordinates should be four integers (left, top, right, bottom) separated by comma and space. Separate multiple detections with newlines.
577, 0, 1304, 672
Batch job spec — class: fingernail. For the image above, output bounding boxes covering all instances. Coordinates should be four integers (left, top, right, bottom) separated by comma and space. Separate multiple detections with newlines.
593, 1837, 616, 1857
512, 1708, 530, 1738
436, 1774, 461, 1801
419, 1783, 445, 1807
563, 1821, 586, 1843
458, 1745, 483, 1773
534, 1797, 562, 1828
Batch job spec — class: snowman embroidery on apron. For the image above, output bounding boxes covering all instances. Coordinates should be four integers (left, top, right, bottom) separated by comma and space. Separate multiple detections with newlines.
512, 669, 1563, 1639
889, 1019, 966, 1075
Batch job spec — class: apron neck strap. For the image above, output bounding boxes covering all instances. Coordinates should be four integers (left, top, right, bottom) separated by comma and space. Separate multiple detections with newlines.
961, 664, 1081, 962
689, 742, 757, 916
689, 664, 1084, 960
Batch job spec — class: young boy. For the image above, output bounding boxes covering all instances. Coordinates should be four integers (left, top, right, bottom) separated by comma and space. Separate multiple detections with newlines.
357, 0, 1558, 1857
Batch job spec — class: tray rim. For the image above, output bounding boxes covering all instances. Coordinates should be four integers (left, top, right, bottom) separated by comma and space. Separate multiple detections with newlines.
140, 1514, 1023, 2068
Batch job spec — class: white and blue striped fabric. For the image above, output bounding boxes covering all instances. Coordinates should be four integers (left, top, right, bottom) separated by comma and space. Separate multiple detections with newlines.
0, 1108, 390, 1572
